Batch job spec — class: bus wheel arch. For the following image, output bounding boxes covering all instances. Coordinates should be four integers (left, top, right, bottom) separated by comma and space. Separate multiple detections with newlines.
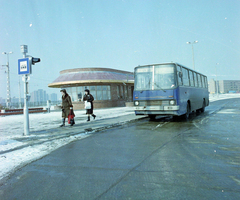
187, 100, 191, 111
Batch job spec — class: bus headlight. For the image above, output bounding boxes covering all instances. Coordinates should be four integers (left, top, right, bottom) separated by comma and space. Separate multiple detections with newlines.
134, 101, 139, 106
169, 100, 175, 105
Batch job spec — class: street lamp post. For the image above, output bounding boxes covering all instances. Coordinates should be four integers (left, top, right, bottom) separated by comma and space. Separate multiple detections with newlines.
215, 63, 219, 98
186, 41, 198, 70
2, 51, 13, 108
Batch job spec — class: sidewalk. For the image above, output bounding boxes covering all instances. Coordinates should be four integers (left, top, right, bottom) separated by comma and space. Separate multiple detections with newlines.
0, 107, 146, 181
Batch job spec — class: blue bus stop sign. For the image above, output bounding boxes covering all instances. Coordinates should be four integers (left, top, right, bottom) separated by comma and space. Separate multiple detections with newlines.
18, 58, 31, 75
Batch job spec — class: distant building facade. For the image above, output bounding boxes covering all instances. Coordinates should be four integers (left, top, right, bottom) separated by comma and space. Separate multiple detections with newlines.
209, 79, 240, 94
0, 97, 5, 104
11, 97, 24, 103
30, 89, 48, 103
50, 93, 58, 101
48, 68, 134, 109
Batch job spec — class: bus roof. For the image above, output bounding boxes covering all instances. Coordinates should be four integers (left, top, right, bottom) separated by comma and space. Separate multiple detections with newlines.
135, 62, 207, 77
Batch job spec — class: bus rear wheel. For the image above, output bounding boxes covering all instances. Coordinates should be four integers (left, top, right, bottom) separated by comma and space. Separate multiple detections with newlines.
200, 100, 206, 113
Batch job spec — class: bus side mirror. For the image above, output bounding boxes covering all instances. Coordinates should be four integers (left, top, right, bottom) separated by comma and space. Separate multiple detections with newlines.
178, 72, 183, 78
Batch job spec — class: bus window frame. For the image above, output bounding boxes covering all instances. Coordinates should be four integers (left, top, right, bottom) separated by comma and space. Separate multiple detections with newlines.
201, 76, 205, 88
194, 72, 198, 87
201, 75, 204, 88
134, 64, 178, 90
189, 70, 195, 87
204, 76, 208, 88
177, 65, 183, 86
153, 64, 178, 90
182, 67, 190, 86
134, 67, 153, 91
197, 74, 202, 87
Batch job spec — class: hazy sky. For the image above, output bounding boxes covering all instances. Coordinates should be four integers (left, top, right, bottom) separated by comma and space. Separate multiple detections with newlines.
1, 0, 240, 99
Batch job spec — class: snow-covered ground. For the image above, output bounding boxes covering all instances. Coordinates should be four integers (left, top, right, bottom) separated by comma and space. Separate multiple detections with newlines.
0, 107, 134, 140
0, 107, 135, 181
209, 93, 240, 102
0, 94, 240, 181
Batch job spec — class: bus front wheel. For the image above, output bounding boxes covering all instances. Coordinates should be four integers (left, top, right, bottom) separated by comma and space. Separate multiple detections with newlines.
184, 103, 190, 120
148, 115, 156, 120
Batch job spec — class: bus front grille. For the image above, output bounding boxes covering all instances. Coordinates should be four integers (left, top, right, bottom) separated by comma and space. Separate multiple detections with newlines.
138, 100, 169, 106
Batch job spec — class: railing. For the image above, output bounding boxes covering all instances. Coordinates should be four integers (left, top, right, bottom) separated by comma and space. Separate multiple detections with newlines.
0, 107, 48, 116
0, 101, 61, 109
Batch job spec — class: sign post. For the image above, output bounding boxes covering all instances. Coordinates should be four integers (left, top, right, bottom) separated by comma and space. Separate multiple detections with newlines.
18, 45, 41, 136
19, 45, 30, 136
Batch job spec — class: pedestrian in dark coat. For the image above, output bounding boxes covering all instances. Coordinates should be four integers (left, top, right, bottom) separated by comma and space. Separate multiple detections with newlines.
83, 89, 96, 121
60, 89, 74, 127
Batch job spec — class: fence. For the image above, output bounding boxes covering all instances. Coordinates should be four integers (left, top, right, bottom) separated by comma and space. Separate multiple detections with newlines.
0, 101, 61, 109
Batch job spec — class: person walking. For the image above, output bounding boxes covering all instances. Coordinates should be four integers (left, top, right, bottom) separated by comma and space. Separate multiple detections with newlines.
83, 89, 96, 121
60, 89, 74, 127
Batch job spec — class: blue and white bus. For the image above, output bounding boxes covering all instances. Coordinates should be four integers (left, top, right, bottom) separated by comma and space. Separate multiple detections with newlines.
133, 63, 209, 119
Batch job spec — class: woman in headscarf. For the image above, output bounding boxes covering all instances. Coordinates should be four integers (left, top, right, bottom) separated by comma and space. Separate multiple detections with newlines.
60, 89, 74, 127
83, 89, 96, 121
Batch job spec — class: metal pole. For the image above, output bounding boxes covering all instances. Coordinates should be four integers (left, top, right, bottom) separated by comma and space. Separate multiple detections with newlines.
2, 52, 13, 108
191, 44, 195, 70
186, 41, 198, 71
6, 59, 11, 108
18, 77, 22, 108
23, 50, 30, 136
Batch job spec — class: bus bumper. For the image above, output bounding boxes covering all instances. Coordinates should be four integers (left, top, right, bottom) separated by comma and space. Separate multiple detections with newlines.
134, 105, 180, 115
134, 105, 179, 111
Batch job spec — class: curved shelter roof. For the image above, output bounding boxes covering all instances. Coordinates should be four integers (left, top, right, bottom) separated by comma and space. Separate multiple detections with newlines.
48, 68, 134, 88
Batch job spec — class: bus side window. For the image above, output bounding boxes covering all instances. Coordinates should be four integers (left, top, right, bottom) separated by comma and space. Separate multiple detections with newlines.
182, 68, 190, 86
203, 77, 206, 88
201, 75, 205, 88
205, 77, 208, 88
177, 65, 183, 86
197, 74, 202, 87
189, 71, 194, 86
194, 72, 198, 87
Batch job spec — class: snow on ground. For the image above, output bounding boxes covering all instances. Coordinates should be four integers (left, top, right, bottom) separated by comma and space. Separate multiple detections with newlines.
0, 107, 134, 140
0, 133, 89, 181
0, 107, 134, 181
0, 94, 240, 181
209, 93, 240, 102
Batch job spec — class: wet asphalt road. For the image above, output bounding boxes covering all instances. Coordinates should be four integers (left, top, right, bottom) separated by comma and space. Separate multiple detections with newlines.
0, 98, 240, 200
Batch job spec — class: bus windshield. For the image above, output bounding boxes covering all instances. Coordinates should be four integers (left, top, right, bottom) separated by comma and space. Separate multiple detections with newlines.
134, 64, 177, 91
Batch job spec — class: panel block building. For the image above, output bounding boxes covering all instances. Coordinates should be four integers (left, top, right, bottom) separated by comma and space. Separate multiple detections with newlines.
208, 79, 240, 94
